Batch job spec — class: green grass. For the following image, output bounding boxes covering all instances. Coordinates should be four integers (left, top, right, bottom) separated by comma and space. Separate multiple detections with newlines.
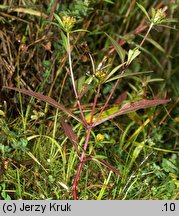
0, 0, 178, 200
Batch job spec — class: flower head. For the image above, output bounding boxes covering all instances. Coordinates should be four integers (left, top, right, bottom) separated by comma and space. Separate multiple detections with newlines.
97, 133, 104, 142
62, 16, 76, 32
152, 8, 167, 25
94, 69, 106, 80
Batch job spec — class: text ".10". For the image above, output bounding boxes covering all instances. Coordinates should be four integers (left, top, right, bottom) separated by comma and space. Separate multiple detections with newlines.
163, 203, 175, 212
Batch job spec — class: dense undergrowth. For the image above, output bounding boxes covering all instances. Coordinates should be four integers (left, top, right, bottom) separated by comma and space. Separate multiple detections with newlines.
0, 0, 179, 200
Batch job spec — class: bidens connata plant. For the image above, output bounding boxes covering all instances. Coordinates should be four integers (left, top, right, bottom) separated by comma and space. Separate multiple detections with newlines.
4, 3, 174, 199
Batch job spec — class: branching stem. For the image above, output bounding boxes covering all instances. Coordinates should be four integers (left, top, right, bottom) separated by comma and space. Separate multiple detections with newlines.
71, 21, 153, 199
67, 33, 88, 126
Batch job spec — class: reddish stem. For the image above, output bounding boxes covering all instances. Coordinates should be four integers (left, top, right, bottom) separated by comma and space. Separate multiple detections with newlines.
90, 84, 101, 126
67, 33, 88, 127
93, 67, 126, 127
93, 23, 153, 126
72, 127, 92, 199
72, 20, 153, 199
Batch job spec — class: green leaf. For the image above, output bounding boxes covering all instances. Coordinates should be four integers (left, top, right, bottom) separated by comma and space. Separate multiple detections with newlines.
93, 155, 107, 160
162, 158, 177, 173
127, 48, 141, 65
105, 33, 126, 63
0, 5, 9, 9
157, 24, 177, 30
161, 18, 178, 23
151, 8, 156, 21
10, 7, 48, 18
104, 0, 114, 4
60, 31, 69, 52
146, 37, 165, 53
136, 2, 150, 21
53, 13, 64, 28
146, 78, 164, 83
97, 171, 112, 200
76, 76, 86, 94
131, 143, 143, 162
106, 71, 152, 83
71, 29, 89, 33
0, 109, 5, 116
104, 62, 126, 83
0, 183, 11, 200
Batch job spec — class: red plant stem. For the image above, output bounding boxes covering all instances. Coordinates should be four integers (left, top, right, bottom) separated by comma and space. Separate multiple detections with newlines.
72, 85, 100, 199
90, 84, 101, 126
72, 20, 153, 199
72, 127, 92, 199
67, 33, 88, 127
92, 67, 126, 127
93, 23, 153, 127
138, 23, 153, 49
76, 99, 88, 127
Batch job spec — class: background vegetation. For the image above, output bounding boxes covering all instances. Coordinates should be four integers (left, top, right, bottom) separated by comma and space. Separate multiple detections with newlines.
0, 0, 178, 200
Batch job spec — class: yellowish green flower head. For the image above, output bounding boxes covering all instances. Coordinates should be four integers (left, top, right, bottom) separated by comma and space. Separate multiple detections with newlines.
62, 16, 76, 32
94, 69, 107, 80
152, 8, 166, 25
96, 133, 104, 142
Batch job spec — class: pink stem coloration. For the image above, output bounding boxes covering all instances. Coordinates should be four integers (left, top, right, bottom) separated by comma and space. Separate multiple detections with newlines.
93, 67, 126, 127
90, 84, 101, 126
72, 127, 92, 199
72, 22, 154, 199
67, 33, 88, 127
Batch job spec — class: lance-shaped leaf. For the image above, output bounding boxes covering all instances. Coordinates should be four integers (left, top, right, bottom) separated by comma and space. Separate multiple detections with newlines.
105, 70, 152, 83
105, 33, 126, 63
61, 120, 79, 153
103, 62, 126, 83
136, 2, 150, 21
93, 99, 171, 126
53, 13, 64, 28
3, 86, 83, 125
61, 31, 69, 52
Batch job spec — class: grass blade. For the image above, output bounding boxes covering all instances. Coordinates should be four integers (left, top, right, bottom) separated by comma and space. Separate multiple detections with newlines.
10, 8, 48, 18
